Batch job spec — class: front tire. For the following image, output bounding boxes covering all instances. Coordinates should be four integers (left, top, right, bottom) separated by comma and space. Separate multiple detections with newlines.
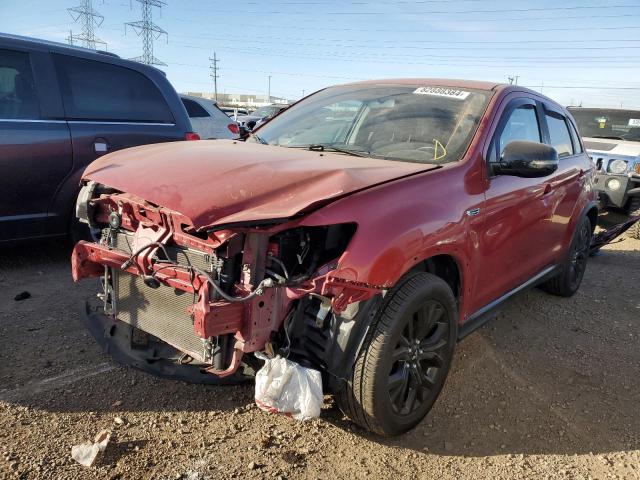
336, 272, 457, 436
541, 215, 592, 297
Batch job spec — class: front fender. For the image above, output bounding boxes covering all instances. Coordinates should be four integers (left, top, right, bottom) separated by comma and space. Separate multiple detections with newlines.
301, 166, 480, 316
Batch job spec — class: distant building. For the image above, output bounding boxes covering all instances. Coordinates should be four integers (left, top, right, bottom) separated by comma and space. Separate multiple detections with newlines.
182, 91, 290, 108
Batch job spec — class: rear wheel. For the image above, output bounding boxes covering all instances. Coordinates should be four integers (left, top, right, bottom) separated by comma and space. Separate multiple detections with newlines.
336, 272, 457, 436
627, 197, 640, 240
541, 215, 592, 297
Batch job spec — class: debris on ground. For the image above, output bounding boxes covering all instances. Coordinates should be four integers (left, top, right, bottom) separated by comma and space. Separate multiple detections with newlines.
13, 291, 31, 301
254, 353, 323, 421
70, 430, 111, 467
590, 215, 640, 253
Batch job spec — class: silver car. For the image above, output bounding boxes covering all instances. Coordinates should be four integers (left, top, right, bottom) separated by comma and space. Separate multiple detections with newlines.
569, 107, 640, 239
180, 95, 239, 139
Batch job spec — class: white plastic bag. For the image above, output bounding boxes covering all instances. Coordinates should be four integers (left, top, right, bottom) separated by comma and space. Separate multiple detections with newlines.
254, 353, 323, 421
71, 430, 111, 467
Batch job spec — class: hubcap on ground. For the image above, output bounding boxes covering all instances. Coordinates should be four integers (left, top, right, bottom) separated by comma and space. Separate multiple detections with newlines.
387, 299, 449, 416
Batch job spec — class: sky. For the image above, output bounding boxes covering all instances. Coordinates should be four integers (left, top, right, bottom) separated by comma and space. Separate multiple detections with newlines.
1, 0, 640, 107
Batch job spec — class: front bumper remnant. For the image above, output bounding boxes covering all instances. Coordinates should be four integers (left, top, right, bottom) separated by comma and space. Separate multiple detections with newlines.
81, 301, 255, 384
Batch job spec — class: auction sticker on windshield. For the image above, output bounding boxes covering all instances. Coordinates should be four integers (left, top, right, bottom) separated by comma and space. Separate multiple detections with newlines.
628, 118, 640, 127
413, 86, 470, 100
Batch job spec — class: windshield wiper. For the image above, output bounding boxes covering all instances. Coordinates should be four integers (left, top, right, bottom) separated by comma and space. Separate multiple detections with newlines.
252, 134, 268, 145
305, 144, 370, 157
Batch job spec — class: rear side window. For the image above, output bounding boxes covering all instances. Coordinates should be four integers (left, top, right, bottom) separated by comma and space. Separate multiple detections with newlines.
568, 121, 583, 154
182, 98, 209, 118
489, 104, 541, 162
545, 111, 574, 158
55, 55, 173, 123
0, 49, 39, 119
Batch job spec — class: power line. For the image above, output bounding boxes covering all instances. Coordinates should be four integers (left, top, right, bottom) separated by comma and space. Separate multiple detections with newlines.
172, 4, 639, 15
171, 19, 640, 34
67, 0, 106, 50
169, 31, 640, 46
125, 0, 167, 66
173, 64, 640, 90
177, 43, 640, 65
172, 37, 640, 53
182, 44, 640, 69
209, 53, 220, 102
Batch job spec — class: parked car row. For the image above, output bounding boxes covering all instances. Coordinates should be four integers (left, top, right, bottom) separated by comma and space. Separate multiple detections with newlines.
180, 94, 239, 139
235, 103, 289, 134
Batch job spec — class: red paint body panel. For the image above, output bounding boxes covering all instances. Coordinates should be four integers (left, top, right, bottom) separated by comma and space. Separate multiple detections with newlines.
83, 140, 438, 229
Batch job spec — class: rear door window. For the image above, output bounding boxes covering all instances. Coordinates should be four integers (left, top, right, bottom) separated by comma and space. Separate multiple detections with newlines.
182, 98, 209, 118
0, 49, 40, 119
545, 111, 574, 158
54, 54, 173, 123
568, 120, 583, 154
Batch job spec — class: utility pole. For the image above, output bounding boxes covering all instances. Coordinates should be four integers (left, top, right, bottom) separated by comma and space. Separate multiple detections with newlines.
302, 89, 305, 98
209, 53, 220, 102
67, 0, 106, 50
507, 75, 520, 85
125, 0, 168, 66
268, 75, 272, 104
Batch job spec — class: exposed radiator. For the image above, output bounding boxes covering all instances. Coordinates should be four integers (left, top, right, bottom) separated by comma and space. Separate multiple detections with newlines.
108, 230, 220, 363
114, 269, 208, 362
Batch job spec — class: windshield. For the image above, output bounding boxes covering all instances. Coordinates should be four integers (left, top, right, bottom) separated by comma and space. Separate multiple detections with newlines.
569, 108, 640, 142
251, 84, 491, 164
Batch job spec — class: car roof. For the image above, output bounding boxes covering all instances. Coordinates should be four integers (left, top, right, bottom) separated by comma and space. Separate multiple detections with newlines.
336, 78, 548, 97
0, 32, 165, 74
340, 78, 500, 91
181, 94, 218, 106
332, 78, 560, 107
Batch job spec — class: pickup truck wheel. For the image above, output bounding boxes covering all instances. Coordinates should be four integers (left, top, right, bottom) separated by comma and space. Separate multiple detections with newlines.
627, 197, 640, 240
541, 215, 592, 297
336, 272, 457, 436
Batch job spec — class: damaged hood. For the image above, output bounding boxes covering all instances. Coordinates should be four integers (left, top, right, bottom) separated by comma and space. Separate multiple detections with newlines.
83, 140, 438, 229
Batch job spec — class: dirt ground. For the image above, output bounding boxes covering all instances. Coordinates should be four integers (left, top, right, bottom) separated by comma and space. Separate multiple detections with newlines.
1, 215, 638, 480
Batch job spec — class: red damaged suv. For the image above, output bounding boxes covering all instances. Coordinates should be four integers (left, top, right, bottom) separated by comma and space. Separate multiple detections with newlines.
72, 79, 597, 435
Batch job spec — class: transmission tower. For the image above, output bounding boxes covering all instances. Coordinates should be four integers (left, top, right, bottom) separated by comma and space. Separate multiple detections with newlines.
67, 0, 106, 50
209, 53, 220, 101
125, 0, 168, 66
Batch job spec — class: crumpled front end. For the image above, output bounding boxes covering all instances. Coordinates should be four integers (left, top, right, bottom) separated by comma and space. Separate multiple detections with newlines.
72, 181, 381, 381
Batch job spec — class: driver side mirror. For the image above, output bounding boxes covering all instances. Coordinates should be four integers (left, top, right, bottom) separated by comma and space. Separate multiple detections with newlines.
492, 141, 559, 178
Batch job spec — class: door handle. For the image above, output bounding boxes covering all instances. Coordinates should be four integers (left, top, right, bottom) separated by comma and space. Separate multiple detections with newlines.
94, 141, 108, 153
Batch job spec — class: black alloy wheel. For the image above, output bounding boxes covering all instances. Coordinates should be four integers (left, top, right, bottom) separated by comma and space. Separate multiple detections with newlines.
388, 299, 449, 416
541, 215, 593, 297
568, 219, 591, 291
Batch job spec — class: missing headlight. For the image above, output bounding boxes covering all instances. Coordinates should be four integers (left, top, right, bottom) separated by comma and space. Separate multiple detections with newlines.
268, 224, 357, 282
